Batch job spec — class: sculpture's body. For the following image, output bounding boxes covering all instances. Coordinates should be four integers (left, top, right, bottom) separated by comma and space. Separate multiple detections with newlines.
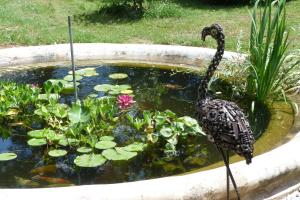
197, 98, 254, 164
196, 24, 255, 199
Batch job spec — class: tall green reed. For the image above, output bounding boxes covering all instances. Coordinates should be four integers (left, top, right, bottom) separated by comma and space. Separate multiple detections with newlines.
247, 0, 297, 103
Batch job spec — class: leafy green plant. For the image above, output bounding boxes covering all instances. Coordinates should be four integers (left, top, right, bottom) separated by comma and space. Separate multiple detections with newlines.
102, 0, 144, 10
0, 82, 40, 117
125, 109, 205, 154
126, 114, 145, 130
247, 0, 295, 103
68, 103, 91, 124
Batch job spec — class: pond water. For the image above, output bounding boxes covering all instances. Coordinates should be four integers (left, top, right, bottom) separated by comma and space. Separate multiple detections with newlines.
0, 64, 269, 188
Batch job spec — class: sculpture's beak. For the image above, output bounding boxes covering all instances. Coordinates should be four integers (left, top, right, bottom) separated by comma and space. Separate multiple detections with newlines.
201, 32, 206, 41
201, 27, 210, 41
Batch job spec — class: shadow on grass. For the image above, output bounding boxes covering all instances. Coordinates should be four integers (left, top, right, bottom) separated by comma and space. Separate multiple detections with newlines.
74, 4, 144, 24
172, 0, 250, 9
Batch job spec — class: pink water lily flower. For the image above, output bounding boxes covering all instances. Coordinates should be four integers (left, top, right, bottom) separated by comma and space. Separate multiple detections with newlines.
117, 95, 135, 110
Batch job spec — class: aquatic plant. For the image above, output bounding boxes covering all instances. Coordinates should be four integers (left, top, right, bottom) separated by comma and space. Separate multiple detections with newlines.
247, 0, 300, 103
0, 68, 206, 168
0, 82, 40, 117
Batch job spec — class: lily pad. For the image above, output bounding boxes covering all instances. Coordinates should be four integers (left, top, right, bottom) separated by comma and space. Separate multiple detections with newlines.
108, 90, 120, 95
38, 94, 60, 101
109, 73, 128, 79
62, 82, 80, 93
114, 84, 131, 91
102, 148, 137, 161
121, 90, 133, 94
85, 72, 99, 77
94, 84, 115, 92
88, 94, 98, 98
63, 75, 83, 81
0, 152, 17, 161
123, 142, 147, 152
69, 68, 98, 76
74, 154, 107, 167
59, 138, 79, 146
100, 136, 114, 141
95, 141, 116, 150
48, 149, 67, 157
77, 147, 93, 153
44, 131, 64, 141
27, 138, 47, 146
27, 130, 45, 138
28, 129, 63, 141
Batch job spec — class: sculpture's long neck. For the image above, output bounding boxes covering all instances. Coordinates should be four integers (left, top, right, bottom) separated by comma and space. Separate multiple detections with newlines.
197, 34, 225, 100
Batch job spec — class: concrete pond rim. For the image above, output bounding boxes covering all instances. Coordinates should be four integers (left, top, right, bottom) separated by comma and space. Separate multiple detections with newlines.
0, 43, 299, 200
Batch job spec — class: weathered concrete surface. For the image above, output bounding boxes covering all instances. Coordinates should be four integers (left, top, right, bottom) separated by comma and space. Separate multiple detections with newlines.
0, 43, 245, 67
0, 44, 298, 200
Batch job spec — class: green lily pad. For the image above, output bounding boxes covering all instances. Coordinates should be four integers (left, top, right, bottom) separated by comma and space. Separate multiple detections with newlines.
38, 94, 60, 101
102, 148, 137, 161
27, 130, 45, 138
62, 82, 80, 94
74, 154, 107, 167
28, 129, 63, 141
108, 90, 120, 95
121, 90, 133, 94
94, 84, 115, 92
69, 68, 98, 76
123, 142, 147, 152
0, 153, 17, 161
44, 131, 64, 141
59, 138, 79, 146
114, 84, 131, 91
63, 75, 83, 81
95, 141, 116, 150
77, 147, 93, 153
85, 72, 99, 77
109, 73, 128, 79
100, 136, 114, 141
88, 94, 98, 98
27, 138, 47, 146
48, 149, 67, 157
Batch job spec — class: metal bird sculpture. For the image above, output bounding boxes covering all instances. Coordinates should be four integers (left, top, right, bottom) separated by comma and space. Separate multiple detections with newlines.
196, 24, 255, 200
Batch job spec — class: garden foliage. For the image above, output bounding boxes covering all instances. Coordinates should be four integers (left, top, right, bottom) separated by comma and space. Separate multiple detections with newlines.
247, 0, 300, 103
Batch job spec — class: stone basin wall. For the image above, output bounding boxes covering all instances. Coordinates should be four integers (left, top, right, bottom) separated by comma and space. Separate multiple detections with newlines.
0, 43, 299, 200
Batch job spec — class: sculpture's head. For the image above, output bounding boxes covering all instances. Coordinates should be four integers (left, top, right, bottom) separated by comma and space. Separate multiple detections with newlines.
201, 24, 223, 41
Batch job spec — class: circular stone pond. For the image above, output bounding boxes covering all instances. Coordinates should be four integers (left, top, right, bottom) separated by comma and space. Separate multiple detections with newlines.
0, 44, 299, 200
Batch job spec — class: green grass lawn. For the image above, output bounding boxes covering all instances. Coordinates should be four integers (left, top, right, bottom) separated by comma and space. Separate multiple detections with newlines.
0, 0, 299, 52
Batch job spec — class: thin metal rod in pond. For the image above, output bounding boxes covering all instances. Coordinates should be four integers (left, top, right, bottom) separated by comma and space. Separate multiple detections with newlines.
68, 16, 78, 101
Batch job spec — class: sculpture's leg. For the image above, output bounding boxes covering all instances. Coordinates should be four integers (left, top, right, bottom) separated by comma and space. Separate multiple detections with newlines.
226, 150, 230, 200
217, 147, 241, 200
